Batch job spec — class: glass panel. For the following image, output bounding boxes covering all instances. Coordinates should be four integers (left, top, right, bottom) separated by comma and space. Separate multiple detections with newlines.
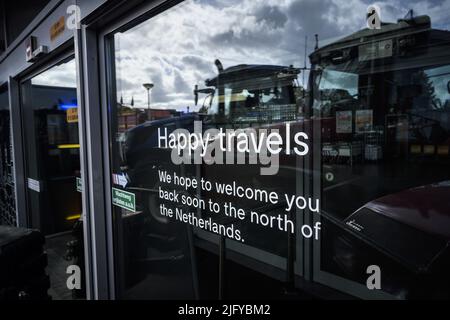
21, 58, 86, 300
111, 0, 307, 299
109, 0, 450, 300
312, 9, 450, 299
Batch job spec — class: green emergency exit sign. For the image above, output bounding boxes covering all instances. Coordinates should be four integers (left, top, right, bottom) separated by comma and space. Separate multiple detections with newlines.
76, 177, 83, 193
112, 188, 136, 212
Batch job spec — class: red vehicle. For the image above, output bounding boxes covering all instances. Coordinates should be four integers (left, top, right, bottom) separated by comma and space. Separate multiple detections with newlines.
312, 14, 450, 299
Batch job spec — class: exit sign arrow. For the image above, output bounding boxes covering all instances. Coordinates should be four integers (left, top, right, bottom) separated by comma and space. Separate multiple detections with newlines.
113, 173, 128, 188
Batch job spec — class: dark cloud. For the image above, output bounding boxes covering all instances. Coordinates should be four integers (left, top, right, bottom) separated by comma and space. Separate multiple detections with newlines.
255, 5, 288, 29
209, 30, 235, 46
208, 27, 283, 50
174, 69, 193, 94
181, 55, 216, 75
287, 0, 339, 39
206, 3, 288, 49
114, 0, 450, 111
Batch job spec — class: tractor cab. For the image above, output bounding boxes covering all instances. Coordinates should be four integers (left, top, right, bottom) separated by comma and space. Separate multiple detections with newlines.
195, 62, 302, 126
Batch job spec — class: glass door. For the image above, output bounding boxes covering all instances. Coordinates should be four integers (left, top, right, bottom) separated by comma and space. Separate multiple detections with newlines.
20, 57, 86, 300
103, 0, 310, 300
102, 0, 450, 301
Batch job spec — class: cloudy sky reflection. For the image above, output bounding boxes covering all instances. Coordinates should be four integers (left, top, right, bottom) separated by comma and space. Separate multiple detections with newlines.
35, 0, 450, 111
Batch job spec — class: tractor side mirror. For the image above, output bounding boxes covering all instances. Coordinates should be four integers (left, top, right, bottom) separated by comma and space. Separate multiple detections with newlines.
194, 86, 215, 106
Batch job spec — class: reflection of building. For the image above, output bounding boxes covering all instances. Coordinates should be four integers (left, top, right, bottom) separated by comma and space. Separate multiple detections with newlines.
117, 103, 185, 132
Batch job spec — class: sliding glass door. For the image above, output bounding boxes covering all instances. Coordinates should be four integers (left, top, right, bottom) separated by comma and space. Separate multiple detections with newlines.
20, 57, 86, 300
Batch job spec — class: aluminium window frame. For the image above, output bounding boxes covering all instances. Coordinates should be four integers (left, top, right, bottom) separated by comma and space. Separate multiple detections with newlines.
74, 0, 173, 301
17, 49, 75, 231
6, 42, 96, 299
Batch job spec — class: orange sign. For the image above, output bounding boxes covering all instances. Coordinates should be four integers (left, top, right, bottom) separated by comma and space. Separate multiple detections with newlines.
66, 108, 79, 123
50, 16, 65, 41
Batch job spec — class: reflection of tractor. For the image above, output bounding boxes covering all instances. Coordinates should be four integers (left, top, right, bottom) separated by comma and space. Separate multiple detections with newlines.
120, 61, 303, 242
121, 59, 305, 196
117, 61, 305, 294
194, 60, 302, 124
309, 14, 450, 298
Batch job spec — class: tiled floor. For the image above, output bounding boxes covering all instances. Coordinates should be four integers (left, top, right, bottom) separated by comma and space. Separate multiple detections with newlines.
45, 233, 75, 300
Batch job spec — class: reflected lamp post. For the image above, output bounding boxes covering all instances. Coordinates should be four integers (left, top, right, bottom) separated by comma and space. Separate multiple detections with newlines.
143, 83, 154, 119
143, 83, 154, 109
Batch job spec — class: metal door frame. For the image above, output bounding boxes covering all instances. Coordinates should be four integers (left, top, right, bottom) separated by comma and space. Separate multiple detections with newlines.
9, 42, 96, 300
18, 50, 75, 232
